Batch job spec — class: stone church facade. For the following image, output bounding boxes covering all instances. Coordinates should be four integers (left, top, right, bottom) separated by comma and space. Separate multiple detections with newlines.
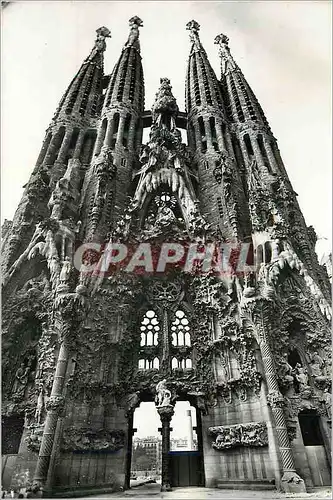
2, 18, 331, 496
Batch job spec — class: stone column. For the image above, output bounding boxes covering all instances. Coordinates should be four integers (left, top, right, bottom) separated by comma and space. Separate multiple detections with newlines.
161, 309, 170, 376
116, 115, 126, 147
157, 405, 174, 492
73, 130, 85, 159
56, 128, 73, 163
32, 290, 85, 494
193, 120, 202, 154
128, 115, 137, 150
263, 139, 279, 174
104, 117, 115, 148
249, 133, 265, 169
215, 120, 226, 152
257, 305, 306, 493
203, 119, 212, 150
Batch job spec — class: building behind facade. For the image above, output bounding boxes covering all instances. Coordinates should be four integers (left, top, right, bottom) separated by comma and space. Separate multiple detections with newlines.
1, 17, 331, 496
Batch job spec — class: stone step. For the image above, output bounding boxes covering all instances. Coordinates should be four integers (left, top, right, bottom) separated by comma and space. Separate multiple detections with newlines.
217, 480, 276, 491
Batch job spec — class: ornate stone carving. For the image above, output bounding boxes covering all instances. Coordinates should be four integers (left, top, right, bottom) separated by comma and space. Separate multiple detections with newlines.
209, 422, 268, 450
61, 427, 125, 452
155, 379, 172, 407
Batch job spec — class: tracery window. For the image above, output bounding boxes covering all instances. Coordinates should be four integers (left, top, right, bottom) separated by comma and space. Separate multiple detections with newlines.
138, 357, 159, 370
172, 357, 192, 369
171, 310, 191, 346
140, 310, 159, 346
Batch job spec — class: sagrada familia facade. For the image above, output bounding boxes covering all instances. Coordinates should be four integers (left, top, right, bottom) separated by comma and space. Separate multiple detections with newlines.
2, 17, 331, 496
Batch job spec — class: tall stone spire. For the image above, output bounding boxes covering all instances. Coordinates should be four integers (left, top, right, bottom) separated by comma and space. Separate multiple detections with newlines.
80, 17, 145, 243
214, 33, 270, 132
185, 21, 251, 239
1, 27, 111, 274
214, 33, 331, 298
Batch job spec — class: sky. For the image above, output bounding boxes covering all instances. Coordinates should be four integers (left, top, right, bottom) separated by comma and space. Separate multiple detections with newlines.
134, 401, 197, 439
1, 0, 332, 249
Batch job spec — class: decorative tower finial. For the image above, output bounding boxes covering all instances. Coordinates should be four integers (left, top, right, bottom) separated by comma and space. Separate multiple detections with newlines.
87, 26, 111, 62
124, 16, 143, 52
214, 33, 237, 73
151, 77, 179, 123
186, 20, 202, 50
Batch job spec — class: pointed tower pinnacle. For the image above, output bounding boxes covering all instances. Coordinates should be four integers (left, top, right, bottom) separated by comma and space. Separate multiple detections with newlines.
124, 16, 143, 52
86, 26, 111, 63
214, 33, 237, 74
186, 20, 204, 53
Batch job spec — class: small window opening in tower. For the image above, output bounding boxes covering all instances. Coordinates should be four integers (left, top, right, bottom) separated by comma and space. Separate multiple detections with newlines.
209, 117, 219, 152
123, 113, 131, 148
189, 124, 196, 149
257, 135, 271, 173
198, 117, 207, 153
244, 134, 254, 157
65, 127, 80, 163
80, 130, 97, 164
170, 402, 198, 452
298, 410, 324, 446
48, 126, 65, 164
130, 402, 161, 485
111, 113, 120, 147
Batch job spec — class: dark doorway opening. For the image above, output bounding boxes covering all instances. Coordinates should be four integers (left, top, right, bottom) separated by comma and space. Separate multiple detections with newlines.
299, 410, 324, 446
169, 401, 205, 487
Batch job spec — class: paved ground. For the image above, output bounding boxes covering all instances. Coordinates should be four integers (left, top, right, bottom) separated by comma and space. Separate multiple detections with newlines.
76, 483, 332, 500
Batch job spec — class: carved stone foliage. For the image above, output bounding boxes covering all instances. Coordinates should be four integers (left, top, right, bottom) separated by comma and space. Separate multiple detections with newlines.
60, 427, 125, 452
209, 422, 268, 450
2, 273, 54, 410
25, 423, 45, 452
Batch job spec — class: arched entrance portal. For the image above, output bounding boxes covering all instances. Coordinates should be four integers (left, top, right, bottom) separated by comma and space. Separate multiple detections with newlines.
125, 397, 205, 490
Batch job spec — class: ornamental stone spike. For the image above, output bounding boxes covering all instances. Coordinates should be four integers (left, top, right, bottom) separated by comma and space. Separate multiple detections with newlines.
214, 32, 237, 74
186, 19, 202, 51
87, 26, 111, 62
124, 15, 143, 52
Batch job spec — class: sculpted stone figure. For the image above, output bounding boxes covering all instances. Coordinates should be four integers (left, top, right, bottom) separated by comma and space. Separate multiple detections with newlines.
59, 257, 72, 284
35, 386, 49, 424
13, 362, 30, 399
309, 351, 326, 378
155, 379, 172, 407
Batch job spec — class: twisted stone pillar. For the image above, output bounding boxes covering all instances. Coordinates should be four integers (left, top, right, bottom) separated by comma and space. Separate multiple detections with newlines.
257, 305, 306, 493
32, 291, 85, 494
157, 405, 174, 492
